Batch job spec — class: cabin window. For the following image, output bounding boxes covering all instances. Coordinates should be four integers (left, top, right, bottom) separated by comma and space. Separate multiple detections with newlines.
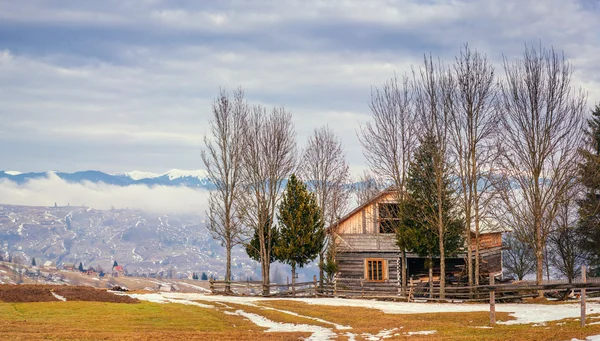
378, 203, 400, 233
365, 259, 386, 281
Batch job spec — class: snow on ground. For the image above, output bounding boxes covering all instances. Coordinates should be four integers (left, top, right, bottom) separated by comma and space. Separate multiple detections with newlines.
407, 330, 436, 336
362, 328, 399, 340
177, 282, 211, 293
152, 293, 600, 325
126, 292, 600, 341
233, 309, 337, 341
127, 293, 213, 308
51, 292, 66, 301
571, 336, 600, 341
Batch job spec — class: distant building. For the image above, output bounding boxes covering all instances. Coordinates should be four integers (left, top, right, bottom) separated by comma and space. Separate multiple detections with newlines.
112, 265, 125, 277
43, 261, 56, 269
62, 263, 75, 271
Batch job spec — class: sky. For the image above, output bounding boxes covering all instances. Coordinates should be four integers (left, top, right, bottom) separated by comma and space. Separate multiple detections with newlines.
1, 0, 600, 177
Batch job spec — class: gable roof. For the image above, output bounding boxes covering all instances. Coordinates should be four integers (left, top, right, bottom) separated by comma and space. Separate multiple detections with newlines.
330, 186, 399, 230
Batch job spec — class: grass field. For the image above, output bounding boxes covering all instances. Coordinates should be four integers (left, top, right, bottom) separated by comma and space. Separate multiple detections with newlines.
3, 294, 600, 340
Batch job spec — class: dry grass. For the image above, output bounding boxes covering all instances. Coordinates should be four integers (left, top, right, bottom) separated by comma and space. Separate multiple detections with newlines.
258, 300, 600, 340
3, 297, 600, 340
0, 301, 308, 340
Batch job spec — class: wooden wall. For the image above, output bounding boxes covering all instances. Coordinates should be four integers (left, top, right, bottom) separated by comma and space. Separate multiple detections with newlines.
336, 252, 400, 281
336, 192, 398, 235
335, 234, 400, 252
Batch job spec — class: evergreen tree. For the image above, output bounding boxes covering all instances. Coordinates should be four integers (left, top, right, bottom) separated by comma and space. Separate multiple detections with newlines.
246, 215, 278, 264
579, 104, 600, 270
31, 258, 36, 266
273, 174, 325, 296
398, 133, 462, 295
201, 272, 208, 280
78, 262, 84, 272
113, 260, 118, 268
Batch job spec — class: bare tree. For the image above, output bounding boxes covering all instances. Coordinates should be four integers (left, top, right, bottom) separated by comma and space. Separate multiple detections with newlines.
495, 44, 586, 293
449, 44, 499, 286
238, 106, 296, 294
358, 74, 417, 294
503, 232, 536, 281
201, 87, 248, 292
299, 125, 350, 287
353, 170, 383, 206
549, 188, 586, 283
414, 55, 456, 299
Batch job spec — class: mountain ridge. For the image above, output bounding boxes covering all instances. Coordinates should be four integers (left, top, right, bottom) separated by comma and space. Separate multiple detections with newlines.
0, 169, 215, 189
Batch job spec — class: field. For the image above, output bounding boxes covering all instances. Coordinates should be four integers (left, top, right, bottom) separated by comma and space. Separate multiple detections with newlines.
3, 285, 600, 340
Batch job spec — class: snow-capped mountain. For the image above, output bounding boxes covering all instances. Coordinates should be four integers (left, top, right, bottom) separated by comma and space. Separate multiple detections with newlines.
0, 169, 214, 189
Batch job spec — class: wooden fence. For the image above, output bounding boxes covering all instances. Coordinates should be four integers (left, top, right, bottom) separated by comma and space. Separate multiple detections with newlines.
209, 267, 600, 326
210, 275, 330, 297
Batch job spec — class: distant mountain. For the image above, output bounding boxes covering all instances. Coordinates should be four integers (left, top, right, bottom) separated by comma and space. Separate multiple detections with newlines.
0, 170, 215, 189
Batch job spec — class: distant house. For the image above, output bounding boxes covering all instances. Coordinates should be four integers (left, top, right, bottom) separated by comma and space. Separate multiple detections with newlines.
332, 188, 504, 288
85, 267, 97, 276
62, 263, 75, 271
112, 265, 125, 277
43, 261, 56, 269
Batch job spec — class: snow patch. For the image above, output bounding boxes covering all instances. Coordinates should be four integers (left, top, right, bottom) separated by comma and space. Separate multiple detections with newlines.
362, 328, 399, 340
406, 330, 436, 336
116, 171, 160, 180
235, 309, 336, 341
51, 292, 66, 301
127, 293, 213, 308
4, 171, 21, 175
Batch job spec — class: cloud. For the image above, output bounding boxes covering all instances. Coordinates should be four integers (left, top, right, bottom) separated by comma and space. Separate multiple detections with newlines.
0, 0, 599, 175
0, 173, 209, 215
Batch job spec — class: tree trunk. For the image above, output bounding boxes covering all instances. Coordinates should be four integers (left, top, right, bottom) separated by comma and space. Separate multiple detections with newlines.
319, 251, 324, 288
474, 208, 481, 286
401, 249, 407, 297
225, 237, 232, 293
439, 228, 446, 300
438, 178, 446, 300
536, 225, 544, 298
291, 263, 296, 297
428, 255, 433, 299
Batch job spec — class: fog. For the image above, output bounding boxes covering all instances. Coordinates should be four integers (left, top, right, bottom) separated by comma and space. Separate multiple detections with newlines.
0, 172, 209, 215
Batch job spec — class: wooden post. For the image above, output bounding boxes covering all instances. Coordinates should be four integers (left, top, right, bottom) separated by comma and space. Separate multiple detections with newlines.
489, 275, 496, 326
581, 265, 587, 328
408, 278, 414, 302
314, 275, 318, 297
209, 279, 214, 294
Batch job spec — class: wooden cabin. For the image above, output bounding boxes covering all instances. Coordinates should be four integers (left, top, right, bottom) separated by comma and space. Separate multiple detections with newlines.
331, 188, 503, 287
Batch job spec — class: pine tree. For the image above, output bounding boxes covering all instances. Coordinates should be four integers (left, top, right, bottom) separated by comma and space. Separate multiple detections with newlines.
273, 174, 325, 296
579, 104, 600, 272
399, 133, 463, 296
201, 272, 208, 280
31, 258, 36, 266
78, 262, 84, 272
113, 260, 118, 268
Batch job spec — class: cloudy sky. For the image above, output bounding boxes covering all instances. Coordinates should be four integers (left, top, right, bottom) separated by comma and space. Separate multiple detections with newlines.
1, 0, 599, 176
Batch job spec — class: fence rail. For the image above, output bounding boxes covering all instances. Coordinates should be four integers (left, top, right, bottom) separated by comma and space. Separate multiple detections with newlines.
209, 266, 599, 327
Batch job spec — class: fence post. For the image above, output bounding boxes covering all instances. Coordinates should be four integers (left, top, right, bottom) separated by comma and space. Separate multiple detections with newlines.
314, 275, 318, 297
489, 275, 496, 326
581, 265, 587, 328
408, 278, 414, 302
209, 279, 214, 294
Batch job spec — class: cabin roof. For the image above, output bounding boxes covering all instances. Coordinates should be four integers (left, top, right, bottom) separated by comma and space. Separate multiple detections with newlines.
330, 186, 398, 230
